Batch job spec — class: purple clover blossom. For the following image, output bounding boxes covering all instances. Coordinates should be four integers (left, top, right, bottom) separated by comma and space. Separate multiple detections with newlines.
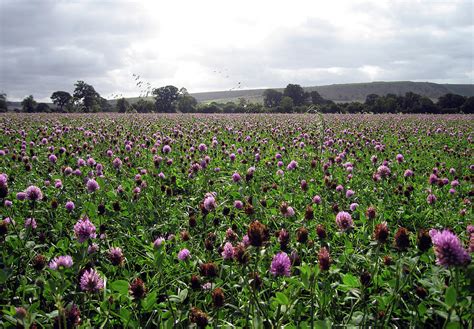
25, 185, 43, 201
429, 229, 471, 267
49, 255, 73, 270
25, 218, 37, 229
86, 179, 100, 193
350, 203, 359, 212
198, 143, 207, 152
48, 154, 57, 163
287, 160, 298, 170
203, 194, 217, 211
312, 195, 322, 205
153, 237, 165, 249
80, 269, 104, 292
221, 242, 234, 260
65, 201, 75, 212
346, 189, 355, 198
234, 200, 244, 209
178, 248, 191, 261
16, 192, 26, 201
377, 165, 391, 178
162, 145, 171, 153
232, 172, 241, 182
0, 173, 7, 188
335, 211, 354, 231
74, 217, 97, 243
427, 194, 437, 205
270, 252, 291, 277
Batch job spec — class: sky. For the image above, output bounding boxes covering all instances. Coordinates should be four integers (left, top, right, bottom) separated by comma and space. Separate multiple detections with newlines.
0, 0, 473, 101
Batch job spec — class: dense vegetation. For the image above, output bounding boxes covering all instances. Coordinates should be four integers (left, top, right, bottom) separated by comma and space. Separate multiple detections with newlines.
0, 113, 472, 328
2, 82, 473, 114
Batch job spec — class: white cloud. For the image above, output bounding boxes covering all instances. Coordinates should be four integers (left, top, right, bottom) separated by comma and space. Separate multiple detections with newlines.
0, 0, 472, 101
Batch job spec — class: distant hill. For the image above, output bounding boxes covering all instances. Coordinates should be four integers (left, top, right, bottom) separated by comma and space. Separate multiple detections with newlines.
6, 81, 474, 110
190, 81, 474, 104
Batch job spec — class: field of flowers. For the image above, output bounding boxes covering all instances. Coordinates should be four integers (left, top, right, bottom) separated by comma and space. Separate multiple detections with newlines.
0, 113, 472, 328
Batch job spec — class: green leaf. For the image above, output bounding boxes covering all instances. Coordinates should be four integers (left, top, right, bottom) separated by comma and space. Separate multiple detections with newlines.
178, 288, 188, 303
275, 292, 289, 305
445, 286, 456, 308
141, 291, 157, 311
315, 319, 331, 329
111, 280, 129, 295
446, 322, 461, 329
418, 303, 427, 317
119, 308, 131, 325
342, 273, 360, 288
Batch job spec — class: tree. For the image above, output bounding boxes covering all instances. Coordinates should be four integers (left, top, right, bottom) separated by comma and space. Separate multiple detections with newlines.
438, 93, 466, 109
310, 90, 327, 105
51, 91, 72, 112
280, 96, 294, 112
263, 89, 283, 108
152, 85, 179, 112
223, 102, 237, 113
365, 94, 379, 107
99, 97, 112, 112
116, 98, 130, 113
461, 96, 474, 114
73, 81, 101, 112
21, 95, 37, 113
283, 84, 306, 106
36, 103, 50, 113
176, 88, 197, 113
0, 93, 7, 112
132, 99, 155, 113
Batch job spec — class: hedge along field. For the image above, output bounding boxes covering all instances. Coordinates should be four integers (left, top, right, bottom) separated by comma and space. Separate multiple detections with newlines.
0, 113, 472, 328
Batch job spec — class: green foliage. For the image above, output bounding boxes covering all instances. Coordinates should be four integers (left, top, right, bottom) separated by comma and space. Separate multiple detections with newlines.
152, 85, 180, 112
51, 91, 72, 112
21, 95, 37, 113
283, 83, 307, 106
263, 89, 283, 108
73, 80, 101, 112
116, 98, 130, 113
0, 114, 472, 328
0, 93, 7, 112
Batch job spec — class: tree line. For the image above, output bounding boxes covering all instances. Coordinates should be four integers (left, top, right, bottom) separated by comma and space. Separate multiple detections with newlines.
1, 82, 472, 114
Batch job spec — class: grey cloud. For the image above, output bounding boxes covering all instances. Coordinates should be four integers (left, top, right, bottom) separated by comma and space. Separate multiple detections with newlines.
0, 0, 472, 101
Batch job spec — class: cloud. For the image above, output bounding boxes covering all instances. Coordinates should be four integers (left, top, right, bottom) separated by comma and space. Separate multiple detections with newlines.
0, 0, 472, 101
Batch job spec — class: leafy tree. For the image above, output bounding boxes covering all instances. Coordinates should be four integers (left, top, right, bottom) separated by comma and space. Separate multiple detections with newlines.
198, 102, 222, 113
152, 85, 179, 112
21, 95, 37, 113
36, 103, 50, 113
73, 81, 101, 112
365, 94, 379, 106
438, 93, 466, 109
177, 88, 197, 113
345, 102, 365, 114
461, 96, 474, 114
263, 89, 283, 108
283, 84, 306, 106
99, 97, 112, 112
132, 99, 155, 113
51, 91, 72, 112
417, 97, 438, 113
116, 98, 130, 113
0, 93, 7, 112
310, 90, 327, 105
223, 102, 237, 113
280, 96, 294, 112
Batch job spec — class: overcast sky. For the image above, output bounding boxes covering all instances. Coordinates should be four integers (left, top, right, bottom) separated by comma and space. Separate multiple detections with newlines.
0, 0, 473, 101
